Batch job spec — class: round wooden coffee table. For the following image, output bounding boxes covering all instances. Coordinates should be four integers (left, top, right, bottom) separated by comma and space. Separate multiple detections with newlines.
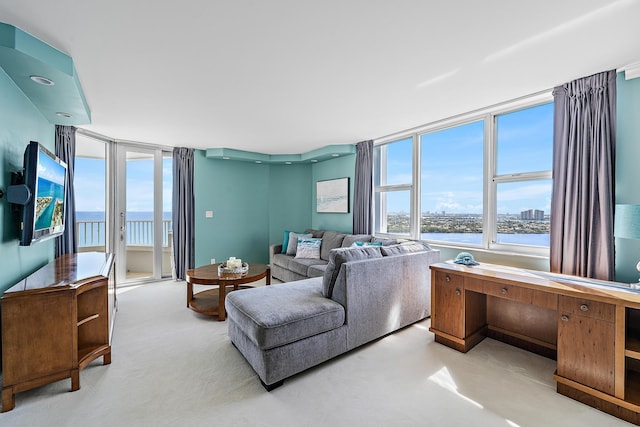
185, 262, 270, 320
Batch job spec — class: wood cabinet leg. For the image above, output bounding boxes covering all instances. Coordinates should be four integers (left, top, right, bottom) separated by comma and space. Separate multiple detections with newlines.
1, 387, 15, 412
71, 369, 80, 391
103, 350, 112, 365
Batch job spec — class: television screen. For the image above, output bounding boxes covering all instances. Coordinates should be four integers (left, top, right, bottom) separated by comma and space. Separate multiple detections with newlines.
34, 148, 66, 233
19, 141, 68, 245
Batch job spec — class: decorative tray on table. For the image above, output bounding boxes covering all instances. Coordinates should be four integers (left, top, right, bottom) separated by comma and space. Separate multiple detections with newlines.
218, 259, 249, 279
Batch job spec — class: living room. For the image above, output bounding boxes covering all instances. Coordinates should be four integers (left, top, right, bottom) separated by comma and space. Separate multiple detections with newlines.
2, 1, 640, 425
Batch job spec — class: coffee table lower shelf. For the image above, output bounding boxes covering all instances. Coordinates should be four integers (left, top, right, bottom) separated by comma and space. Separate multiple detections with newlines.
188, 286, 252, 317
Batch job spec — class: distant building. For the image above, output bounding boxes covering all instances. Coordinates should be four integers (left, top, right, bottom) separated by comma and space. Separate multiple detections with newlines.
521, 209, 545, 220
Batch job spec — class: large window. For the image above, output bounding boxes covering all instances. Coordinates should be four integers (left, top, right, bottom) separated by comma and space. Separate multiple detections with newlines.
374, 94, 553, 253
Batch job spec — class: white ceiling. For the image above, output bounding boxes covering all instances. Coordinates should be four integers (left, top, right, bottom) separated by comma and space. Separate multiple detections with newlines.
1, 0, 639, 154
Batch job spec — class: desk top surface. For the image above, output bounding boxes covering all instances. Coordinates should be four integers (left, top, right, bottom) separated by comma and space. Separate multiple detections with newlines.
431, 261, 640, 307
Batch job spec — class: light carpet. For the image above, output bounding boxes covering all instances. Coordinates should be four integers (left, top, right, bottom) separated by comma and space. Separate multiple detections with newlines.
0, 279, 630, 426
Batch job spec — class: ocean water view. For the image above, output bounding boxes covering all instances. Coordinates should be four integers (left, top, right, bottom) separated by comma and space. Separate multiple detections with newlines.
421, 232, 549, 247
76, 211, 172, 246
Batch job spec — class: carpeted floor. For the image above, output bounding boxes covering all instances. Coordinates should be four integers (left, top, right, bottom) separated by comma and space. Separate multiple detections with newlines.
0, 280, 630, 426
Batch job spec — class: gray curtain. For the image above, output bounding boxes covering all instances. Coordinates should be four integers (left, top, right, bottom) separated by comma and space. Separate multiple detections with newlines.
550, 70, 616, 280
55, 125, 77, 256
353, 140, 373, 234
172, 147, 195, 280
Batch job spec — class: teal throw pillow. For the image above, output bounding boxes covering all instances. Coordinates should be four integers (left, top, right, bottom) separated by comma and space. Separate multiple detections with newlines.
351, 241, 383, 247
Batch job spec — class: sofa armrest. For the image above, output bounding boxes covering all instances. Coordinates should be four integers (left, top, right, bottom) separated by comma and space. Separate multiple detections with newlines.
269, 244, 283, 266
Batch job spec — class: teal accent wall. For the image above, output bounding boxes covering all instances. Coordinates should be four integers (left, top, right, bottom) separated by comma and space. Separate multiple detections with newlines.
311, 154, 356, 233
268, 164, 312, 246
0, 68, 55, 293
194, 151, 270, 266
615, 73, 640, 283
193, 152, 354, 266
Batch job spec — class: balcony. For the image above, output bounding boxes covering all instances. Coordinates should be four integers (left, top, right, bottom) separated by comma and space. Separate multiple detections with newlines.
77, 219, 173, 280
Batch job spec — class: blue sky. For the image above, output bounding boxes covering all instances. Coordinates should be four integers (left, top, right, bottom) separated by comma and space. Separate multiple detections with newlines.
384, 102, 553, 214
38, 150, 66, 185
74, 157, 172, 213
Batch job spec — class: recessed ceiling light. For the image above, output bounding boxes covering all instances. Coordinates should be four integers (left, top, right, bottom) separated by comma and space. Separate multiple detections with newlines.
285, 162, 292, 165
30, 75, 55, 86
56, 112, 72, 118
331, 154, 340, 157
310, 159, 318, 163
255, 160, 262, 164
222, 156, 230, 160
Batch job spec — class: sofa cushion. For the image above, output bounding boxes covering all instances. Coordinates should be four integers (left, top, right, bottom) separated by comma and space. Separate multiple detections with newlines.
271, 253, 294, 269
286, 232, 312, 255
307, 263, 328, 278
320, 231, 346, 260
341, 234, 372, 247
381, 240, 432, 256
322, 246, 383, 298
225, 279, 345, 350
288, 257, 328, 277
295, 237, 322, 259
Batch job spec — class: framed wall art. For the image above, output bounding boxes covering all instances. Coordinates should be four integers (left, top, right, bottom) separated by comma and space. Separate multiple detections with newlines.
316, 177, 350, 213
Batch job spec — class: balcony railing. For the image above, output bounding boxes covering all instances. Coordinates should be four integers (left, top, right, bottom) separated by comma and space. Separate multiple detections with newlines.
77, 219, 173, 247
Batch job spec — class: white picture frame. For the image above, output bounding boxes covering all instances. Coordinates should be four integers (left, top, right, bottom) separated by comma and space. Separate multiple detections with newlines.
316, 177, 350, 213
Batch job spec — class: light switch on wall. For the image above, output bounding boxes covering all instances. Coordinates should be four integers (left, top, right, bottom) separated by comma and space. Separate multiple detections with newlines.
205, 210, 213, 218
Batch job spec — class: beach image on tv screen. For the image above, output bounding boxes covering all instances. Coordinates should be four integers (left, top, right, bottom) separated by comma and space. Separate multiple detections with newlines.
35, 151, 65, 231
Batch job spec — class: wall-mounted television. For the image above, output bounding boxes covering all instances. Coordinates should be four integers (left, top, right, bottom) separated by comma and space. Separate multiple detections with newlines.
7, 141, 68, 246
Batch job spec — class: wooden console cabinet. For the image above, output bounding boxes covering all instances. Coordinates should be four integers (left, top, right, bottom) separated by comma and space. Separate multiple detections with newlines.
1, 252, 115, 412
429, 261, 640, 425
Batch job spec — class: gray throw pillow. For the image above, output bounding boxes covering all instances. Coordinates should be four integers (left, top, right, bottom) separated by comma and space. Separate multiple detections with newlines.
380, 240, 432, 256
341, 234, 372, 247
286, 232, 312, 255
322, 246, 383, 298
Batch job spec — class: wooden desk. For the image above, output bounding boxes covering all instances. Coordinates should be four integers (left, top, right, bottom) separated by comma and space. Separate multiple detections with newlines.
1, 252, 115, 412
429, 261, 640, 425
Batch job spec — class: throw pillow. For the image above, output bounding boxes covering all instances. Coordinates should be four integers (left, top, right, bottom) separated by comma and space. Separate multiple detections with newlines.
295, 238, 322, 259
320, 231, 347, 261
286, 232, 312, 255
351, 241, 383, 247
322, 246, 383, 298
380, 241, 432, 256
341, 234, 372, 247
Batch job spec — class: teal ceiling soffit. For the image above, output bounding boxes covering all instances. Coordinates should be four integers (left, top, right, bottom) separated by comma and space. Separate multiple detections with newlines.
0, 22, 91, 125
205, 144, 356, 164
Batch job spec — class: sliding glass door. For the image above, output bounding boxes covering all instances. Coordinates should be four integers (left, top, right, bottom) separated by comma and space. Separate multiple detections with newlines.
115, 144, 172, 284
75, 130, 172, 285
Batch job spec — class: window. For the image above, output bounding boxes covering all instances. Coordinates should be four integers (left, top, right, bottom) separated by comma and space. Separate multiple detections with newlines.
373, 137, 413, 235
374, 93, 553, 254
420, 120, 484, 245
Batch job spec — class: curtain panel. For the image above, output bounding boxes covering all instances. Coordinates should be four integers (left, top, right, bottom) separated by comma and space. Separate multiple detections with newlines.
353, 140, 373, 235
172, 147, 195, 280
55, 125, 77, 256
550, 70, 616, 280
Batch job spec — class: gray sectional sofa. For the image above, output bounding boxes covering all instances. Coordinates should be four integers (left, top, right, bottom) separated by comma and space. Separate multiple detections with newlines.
270, 229, 397, 282
226, 239, 440, 390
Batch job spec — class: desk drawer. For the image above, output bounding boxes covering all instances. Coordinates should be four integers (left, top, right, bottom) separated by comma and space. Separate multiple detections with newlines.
435, 271, 463, 288
559, 295, 615, 322
484, 281, 531, 304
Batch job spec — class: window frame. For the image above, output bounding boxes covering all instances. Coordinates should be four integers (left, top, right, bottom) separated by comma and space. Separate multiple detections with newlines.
373, 91, 554, 256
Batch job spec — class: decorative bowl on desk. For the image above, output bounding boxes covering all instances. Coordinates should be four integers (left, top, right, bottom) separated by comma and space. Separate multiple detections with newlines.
218, 261, 249, 279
